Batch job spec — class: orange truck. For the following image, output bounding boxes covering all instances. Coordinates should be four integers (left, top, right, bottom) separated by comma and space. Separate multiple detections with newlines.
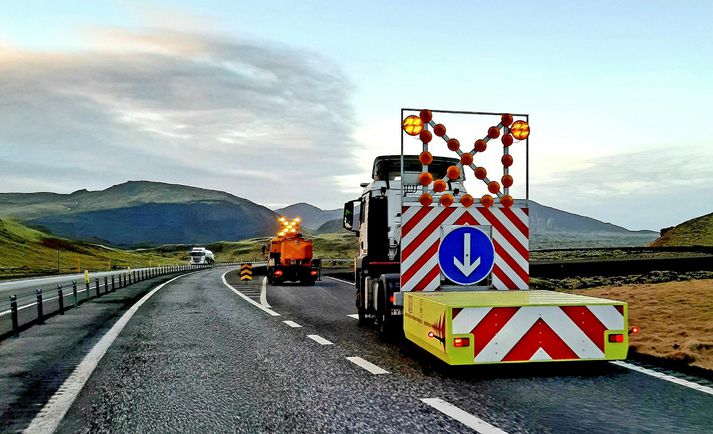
266, 217, 320, 285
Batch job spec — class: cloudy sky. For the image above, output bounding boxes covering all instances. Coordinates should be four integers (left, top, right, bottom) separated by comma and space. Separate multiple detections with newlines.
1, 1, 711, 231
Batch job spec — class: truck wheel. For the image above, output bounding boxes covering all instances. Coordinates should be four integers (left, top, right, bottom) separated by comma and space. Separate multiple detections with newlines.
356, 272, 369, 326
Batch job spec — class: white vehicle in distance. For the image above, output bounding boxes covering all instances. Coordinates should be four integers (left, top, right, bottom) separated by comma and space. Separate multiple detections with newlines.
189, 247, 215, 265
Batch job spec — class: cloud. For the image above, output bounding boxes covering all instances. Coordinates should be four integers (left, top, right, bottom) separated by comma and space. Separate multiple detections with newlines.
0, 28, 360, 207
531, 147, 713, 230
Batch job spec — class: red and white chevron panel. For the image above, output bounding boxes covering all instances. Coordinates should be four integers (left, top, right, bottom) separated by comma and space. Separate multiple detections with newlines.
400, 205, 529, 291
451, 305, 625, 362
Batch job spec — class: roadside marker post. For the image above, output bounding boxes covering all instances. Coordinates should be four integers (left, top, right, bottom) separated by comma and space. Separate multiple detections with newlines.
72, 281, 78, 307
10, 295, 19, 337
57, 285, 64, 315
36, 289, 44, 324
95, 279, 100, 298
240, 263, 253, 284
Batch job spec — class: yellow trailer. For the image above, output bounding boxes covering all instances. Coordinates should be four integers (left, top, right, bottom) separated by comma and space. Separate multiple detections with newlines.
404, 290, 629, 365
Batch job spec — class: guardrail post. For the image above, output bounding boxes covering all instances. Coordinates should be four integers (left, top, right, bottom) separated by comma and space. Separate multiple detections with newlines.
36, 289, 44, 324
104, 276, 108, 295
57, 284, 64, 315
10, 295, 19, 337
111, 275, 115, 292
86, 281, 90, 300
95, 278, 100, 297
73, 281, 78, 308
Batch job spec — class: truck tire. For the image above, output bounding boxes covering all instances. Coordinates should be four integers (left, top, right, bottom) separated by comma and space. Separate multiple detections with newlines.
356, 272, 369, 326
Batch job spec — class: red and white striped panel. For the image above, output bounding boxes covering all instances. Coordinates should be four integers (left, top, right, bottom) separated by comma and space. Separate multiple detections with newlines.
451, 305, 625, 362
400, 205, 529, 291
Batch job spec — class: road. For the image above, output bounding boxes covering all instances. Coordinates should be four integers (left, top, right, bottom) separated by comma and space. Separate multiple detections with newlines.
23, 267, 713, 433
0, 268, 156, 312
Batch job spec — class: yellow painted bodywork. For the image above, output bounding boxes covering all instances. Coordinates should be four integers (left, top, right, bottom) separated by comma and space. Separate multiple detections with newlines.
403, 290, 629, 365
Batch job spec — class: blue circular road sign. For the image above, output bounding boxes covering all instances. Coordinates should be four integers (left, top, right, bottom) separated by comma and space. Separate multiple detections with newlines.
438, 226, 495, 285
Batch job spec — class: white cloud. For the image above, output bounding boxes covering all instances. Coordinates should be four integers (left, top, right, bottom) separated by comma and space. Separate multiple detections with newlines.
0, 28, 360, 207
531, 147, 713, 230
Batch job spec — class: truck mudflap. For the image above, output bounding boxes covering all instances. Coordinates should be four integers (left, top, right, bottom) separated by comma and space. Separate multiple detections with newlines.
404, 290, 628, 365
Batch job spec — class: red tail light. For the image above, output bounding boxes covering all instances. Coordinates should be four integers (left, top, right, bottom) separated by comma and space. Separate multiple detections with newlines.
454, 337, 470, 347
275, 270, 283, 276
608, 334, 624, 343
310, 270, 318, 276
389, 295, 395, 303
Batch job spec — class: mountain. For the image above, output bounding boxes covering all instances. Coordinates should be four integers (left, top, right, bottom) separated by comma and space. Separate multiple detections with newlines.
310, 200, 659, 248
316, 218, 348, 234
528, 201, 658, 248
275, 202, 343, 230
651, 212, 713, 247
0, 181, 279, 247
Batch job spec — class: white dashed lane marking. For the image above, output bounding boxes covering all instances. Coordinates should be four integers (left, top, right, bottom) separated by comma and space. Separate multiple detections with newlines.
307, 334, 333, 345
421, 398, 507, 433
346, 356, 389, 375
283, 320, 302, 328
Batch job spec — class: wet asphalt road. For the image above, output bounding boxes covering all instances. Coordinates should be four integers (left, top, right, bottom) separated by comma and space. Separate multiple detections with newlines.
57, 268, 713, 433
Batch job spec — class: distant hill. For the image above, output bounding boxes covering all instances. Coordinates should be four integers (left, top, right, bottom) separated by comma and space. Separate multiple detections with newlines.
528, 201, 658, 249
275, 202, 342, 230
651, 212, 713, 247
0, 181, 279, 247
310, 200, 658, 249
316, 218, 348, 234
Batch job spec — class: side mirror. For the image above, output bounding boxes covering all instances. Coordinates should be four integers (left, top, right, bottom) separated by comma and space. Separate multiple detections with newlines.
343, 200, 360, 233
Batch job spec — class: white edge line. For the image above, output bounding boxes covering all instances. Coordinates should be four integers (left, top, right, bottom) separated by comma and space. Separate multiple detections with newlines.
346, 356, 389, 374
307, 334, 333, 345
421, 398, 507, 434
347, 314, 359, 320
325, 276, 354, 285
283, 320, 302, 328
23, 272, 195, 434
610, 361, 713, 396
259, 276, 271, 308
221, 271, 280, 317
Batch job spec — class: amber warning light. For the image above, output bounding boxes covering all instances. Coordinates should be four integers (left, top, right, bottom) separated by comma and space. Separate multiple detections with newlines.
402, 115, 424, 136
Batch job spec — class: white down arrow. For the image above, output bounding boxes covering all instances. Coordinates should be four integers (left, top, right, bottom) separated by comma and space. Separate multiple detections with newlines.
453, 233, 480, 276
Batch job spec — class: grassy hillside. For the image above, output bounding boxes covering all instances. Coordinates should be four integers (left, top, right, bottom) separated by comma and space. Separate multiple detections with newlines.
1, 181, 279, 246
0, 219, 179, 279
652, 212, 713, 247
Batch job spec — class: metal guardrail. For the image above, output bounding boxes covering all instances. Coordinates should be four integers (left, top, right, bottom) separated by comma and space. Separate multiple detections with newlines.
1, 262, 245, 340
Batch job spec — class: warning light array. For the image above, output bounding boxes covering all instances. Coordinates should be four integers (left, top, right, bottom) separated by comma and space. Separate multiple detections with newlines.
402, 109, 530, 209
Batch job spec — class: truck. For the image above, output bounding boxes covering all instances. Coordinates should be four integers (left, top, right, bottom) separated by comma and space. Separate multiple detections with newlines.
189, 247, 215, 265
342, 108, 633, 365
267, 217, 321, 285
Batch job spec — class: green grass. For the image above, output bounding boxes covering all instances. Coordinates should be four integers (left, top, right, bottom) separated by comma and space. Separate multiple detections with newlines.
652, 212, 713, 247
0, 219, 180, 279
